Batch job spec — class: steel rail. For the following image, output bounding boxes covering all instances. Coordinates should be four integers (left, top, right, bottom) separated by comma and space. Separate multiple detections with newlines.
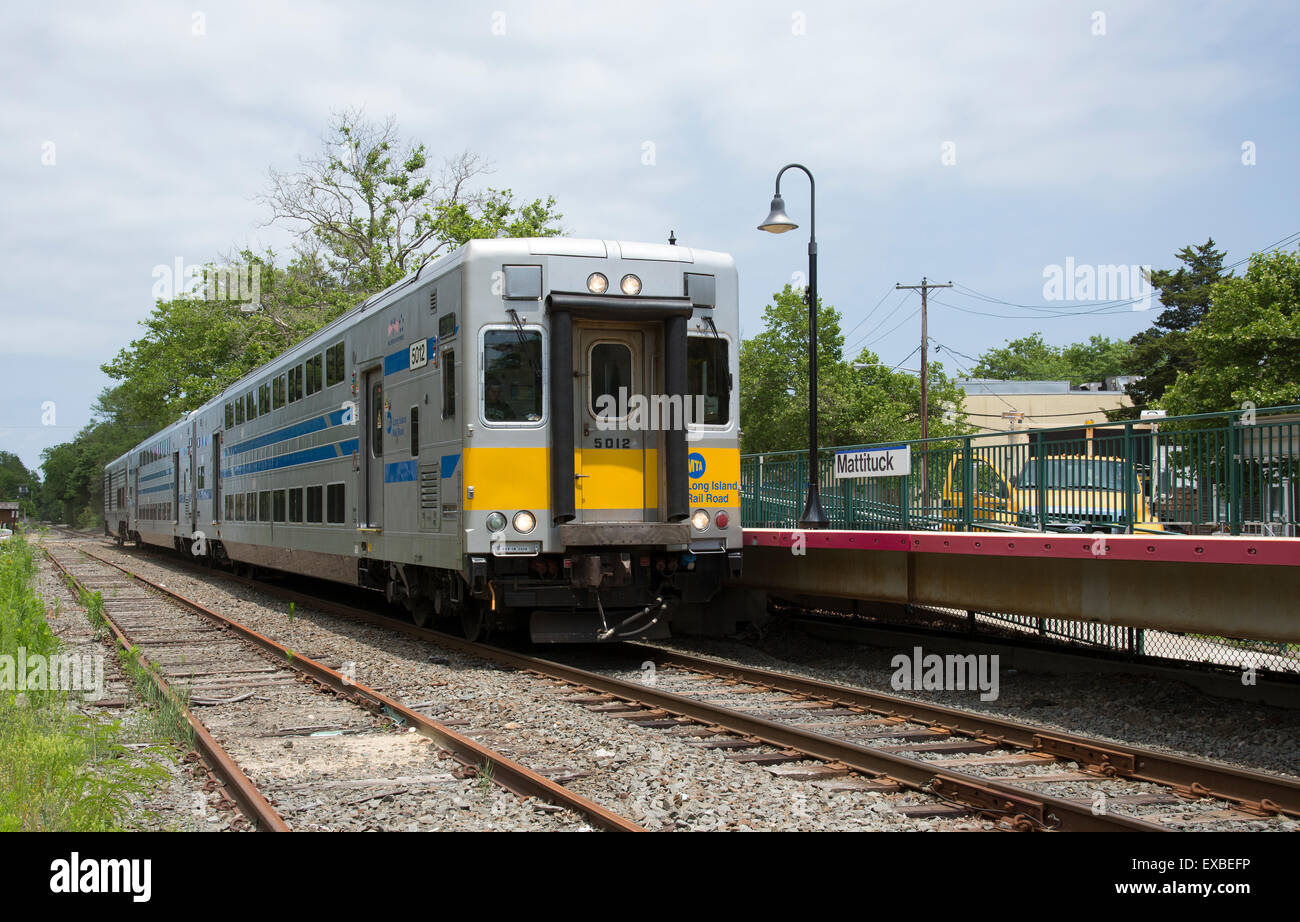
631, 645, 1300, 819
73, 545, 644, 833
44, 546, 291, 832
104, 549, 1161, 831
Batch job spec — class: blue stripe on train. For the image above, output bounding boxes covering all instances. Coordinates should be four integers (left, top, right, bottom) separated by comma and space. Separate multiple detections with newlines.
227, 408, 351, 456
383, 338, 435, 376
384, 459, 418, 483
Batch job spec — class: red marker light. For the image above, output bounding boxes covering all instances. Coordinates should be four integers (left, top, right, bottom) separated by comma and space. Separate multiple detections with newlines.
715, 512, 729, 529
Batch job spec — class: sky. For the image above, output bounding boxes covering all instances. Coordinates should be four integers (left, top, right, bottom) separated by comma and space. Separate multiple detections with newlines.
2, 0, 1297, 470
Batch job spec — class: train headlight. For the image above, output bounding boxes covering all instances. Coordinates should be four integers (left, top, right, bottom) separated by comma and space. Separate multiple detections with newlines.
513, 510, 536, 534
620, 274, 641, 295
486, 512, 507, 533
691, 509, 710, 531
587, 272, 608, 294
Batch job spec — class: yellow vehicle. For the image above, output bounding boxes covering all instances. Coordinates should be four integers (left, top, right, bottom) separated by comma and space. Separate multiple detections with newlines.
940, 455, 1019, 529
941, 453, 1164, 533
1011, 454, 1164, 533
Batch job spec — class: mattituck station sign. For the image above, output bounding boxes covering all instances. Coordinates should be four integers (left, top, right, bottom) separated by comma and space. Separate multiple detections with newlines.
833, 444, 912, 479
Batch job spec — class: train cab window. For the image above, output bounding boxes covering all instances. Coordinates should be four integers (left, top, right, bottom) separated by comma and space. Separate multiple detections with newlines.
326, 483, 345, 524
273, 490, 286, 522
289, 365, 303, 402
289, 488, 303, 523
589, 342, 630, 420
306, 486, 323, 523
258, 491, 272, 522
482, 330, 543, 423
306, 355, 322, 395
410, 407, 419, 457
225, 403, 234, 428
687, 337, 731, 425
326, 342, 345, 387
258, 383, 270, 416
371, 381, 383, 457
273, 375, 286, 409
442, 349, 455, 419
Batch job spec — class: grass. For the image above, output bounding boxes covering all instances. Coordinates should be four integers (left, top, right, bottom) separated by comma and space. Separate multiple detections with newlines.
0, 531, 169, 830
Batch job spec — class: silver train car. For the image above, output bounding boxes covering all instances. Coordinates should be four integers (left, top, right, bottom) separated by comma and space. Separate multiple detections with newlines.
104, 238, 743, 642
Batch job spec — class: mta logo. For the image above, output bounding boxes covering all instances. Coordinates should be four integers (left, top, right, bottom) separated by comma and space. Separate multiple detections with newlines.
688, 452, 706, 478
387, 314, 405, 338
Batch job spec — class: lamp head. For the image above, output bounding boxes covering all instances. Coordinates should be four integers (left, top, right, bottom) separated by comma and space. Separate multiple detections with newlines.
757, 193, 797, 233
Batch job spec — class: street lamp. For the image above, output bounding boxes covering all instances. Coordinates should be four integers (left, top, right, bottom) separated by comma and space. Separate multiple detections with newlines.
758, 163, 828, 528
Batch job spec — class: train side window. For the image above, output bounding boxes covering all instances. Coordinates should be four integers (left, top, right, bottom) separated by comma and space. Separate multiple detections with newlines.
273, 375, 286, 409
289, 488, 303, 523
687, 336, 731, 425
326, 483, 345, 524
306, 355, 322, 395
442, 349, 455, 419
197, 465, 205, 490
306, 485, 323, 523
258, 491, 272, 522
410, 407, 419, 457
235, 398, 245, 425
290, 365, 303, 402
326, 342, 345, 387
258, 383, 270, 416
235, 494, 244, 520
273, 490, 286, 522
225, 402, 234, 428
245, 392, 256, 420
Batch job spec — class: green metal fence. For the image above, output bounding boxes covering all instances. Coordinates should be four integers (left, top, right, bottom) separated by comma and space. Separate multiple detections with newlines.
741, 404, 1300, 536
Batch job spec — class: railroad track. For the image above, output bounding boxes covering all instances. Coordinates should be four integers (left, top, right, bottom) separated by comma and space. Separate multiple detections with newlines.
71, 536, 1300, 831
42, 541, 642, 832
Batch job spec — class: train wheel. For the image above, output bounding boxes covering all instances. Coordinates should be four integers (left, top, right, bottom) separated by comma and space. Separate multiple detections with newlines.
410, 600, 433, 629
461, 604, 486, 643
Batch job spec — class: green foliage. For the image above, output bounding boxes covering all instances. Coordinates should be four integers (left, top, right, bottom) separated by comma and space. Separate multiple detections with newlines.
0, 452, 40, 506
1117, 239, 1230, 417
263, 110, 563, 291
0, 535, 168, 830
1162, 248, 1300, 416
970, 332, 1135, 387
740, 285, 970, 453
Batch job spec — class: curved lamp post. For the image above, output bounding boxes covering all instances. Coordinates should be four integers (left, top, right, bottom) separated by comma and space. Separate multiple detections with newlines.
758, 163, 829, 528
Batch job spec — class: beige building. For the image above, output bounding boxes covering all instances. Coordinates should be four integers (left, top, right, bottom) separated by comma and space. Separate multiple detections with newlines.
956, 378, 1152, 450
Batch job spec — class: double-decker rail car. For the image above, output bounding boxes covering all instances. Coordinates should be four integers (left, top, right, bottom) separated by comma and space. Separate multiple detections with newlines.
105, 238, 743, 642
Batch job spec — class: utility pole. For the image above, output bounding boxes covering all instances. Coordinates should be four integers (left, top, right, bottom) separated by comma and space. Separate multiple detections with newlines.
896, 277, 951, 494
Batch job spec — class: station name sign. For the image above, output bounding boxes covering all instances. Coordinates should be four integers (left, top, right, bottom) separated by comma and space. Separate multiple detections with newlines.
833, 445, 911, 479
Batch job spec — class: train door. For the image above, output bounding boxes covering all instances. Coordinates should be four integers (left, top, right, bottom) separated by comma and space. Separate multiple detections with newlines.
212, 432, 222, 524
362, 368, 385, 528
173, 451, 181, 526
575, 327, 648, 522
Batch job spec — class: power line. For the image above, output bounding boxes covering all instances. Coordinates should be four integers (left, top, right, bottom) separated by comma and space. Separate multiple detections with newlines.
842, 284, 901, 342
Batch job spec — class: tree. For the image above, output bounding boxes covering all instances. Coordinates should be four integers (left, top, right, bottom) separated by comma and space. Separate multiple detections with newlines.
262, 110, 563, 292
1162, 247, 1300, 416
970, 332, 1134, 386
1115, 239, 1230, 417
44, 111, 567, 525
740, 285, 969, 454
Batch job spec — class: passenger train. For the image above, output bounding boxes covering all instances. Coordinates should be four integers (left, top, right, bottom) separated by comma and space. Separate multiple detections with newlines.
103, 238, 743, 642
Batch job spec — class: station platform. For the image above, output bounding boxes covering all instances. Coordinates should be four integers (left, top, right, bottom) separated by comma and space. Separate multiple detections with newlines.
737, 529, 1300, 644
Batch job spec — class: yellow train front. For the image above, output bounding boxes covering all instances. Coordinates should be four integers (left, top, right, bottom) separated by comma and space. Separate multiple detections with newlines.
439, 238, 742, 642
